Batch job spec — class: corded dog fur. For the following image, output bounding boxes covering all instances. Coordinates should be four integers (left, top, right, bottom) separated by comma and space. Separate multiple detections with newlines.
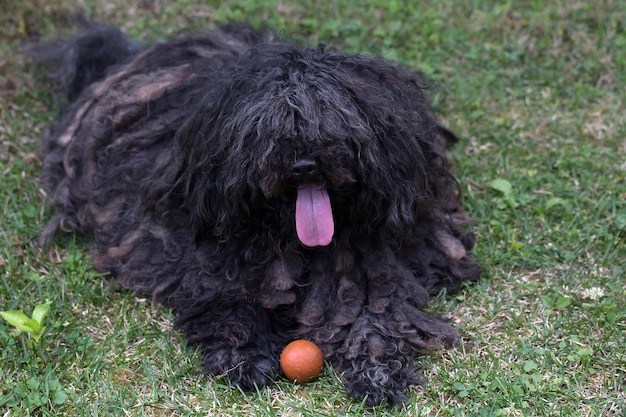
31, 23, 480, 405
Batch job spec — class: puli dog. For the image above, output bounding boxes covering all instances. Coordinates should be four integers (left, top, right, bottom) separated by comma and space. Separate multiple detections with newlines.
32, 23, 480, 405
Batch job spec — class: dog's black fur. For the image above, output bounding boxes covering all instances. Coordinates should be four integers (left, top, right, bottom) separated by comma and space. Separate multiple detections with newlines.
31, 23, 480, 405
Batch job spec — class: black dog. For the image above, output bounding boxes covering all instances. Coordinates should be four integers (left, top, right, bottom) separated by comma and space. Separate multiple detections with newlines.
32, 23, 480, 405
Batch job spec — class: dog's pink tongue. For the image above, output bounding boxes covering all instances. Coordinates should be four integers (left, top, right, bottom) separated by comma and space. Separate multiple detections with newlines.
295, 184, 334, 247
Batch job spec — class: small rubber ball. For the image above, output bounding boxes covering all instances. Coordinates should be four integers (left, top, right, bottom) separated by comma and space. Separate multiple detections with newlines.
280, 340, 324, 383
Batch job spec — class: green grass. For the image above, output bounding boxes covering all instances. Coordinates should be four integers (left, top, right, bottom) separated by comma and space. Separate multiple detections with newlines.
1, 1, 625, 415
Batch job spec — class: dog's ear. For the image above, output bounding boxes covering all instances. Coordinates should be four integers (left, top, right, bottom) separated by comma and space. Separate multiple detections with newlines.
182, 170, 230, 239
378, 126, 464, 235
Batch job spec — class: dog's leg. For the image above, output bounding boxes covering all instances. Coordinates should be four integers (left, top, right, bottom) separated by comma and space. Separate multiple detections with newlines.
333, 313, 422, 405
173, 299, 285, 389
335, 300, 461, 405
302, 250, 462, 405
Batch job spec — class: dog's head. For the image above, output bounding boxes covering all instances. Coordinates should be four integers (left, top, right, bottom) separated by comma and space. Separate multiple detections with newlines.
175, 42, 457, 246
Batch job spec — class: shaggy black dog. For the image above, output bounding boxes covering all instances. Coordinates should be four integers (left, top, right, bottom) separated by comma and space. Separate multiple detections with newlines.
32, 23, 480, 405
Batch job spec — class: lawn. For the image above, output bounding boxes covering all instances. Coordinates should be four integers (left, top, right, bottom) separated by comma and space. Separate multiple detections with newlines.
1, 1, 624, 416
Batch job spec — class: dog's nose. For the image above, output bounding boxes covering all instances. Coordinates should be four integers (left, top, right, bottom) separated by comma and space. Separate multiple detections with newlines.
292, 159, 320, 182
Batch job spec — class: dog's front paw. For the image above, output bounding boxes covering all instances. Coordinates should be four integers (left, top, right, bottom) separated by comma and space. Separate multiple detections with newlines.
202, 347, 278, 389
342, 359, 420, 406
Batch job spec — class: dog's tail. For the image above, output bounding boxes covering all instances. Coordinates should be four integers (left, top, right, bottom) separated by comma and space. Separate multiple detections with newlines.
24, 21, 140, 100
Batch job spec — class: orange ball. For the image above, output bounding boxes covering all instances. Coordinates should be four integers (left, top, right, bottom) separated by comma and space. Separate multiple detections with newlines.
280, 340, 324, 383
